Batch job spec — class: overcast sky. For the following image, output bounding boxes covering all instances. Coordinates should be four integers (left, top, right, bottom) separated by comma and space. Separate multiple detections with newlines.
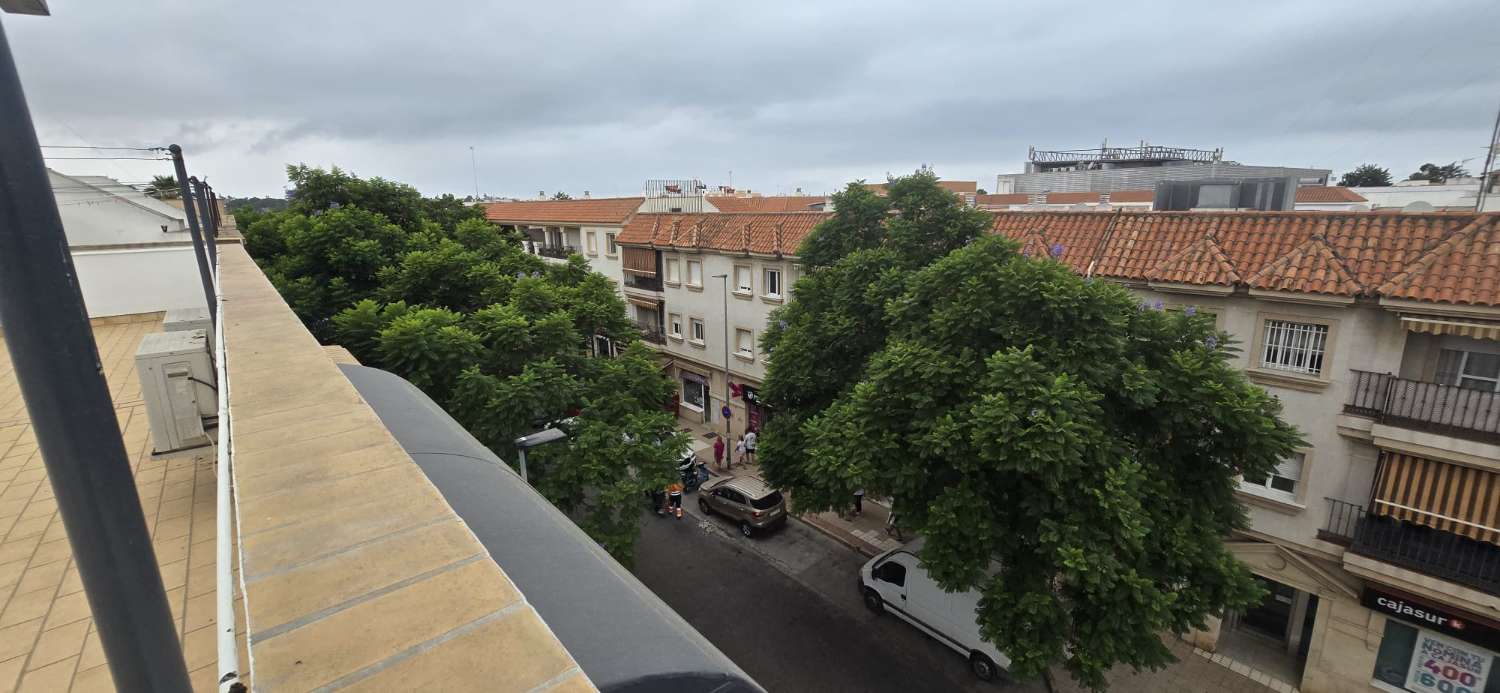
8, 1, 1497, 199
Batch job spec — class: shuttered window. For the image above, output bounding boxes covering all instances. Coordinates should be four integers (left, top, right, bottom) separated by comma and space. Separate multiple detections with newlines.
621, 247, 657, 276
1373, 453, 1500, 546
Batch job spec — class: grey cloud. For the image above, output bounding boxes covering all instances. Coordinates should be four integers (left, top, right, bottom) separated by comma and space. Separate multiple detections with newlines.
7, 0, 1497, 197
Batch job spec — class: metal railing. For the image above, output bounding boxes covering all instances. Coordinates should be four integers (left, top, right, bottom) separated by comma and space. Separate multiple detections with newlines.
1345, 370, 1500, 445
1322, 498, 1500, 595
624, 274, 663, 292
638, 325, 667, 345
538, 244, 575, 259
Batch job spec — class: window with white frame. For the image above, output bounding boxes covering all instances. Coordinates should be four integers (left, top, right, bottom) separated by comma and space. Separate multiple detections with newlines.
668, 313, 683, 338
689, 318, 705, 343
606, 232, 618, 256
1260, 319, 1328, 376
763, 267, 783, 298
1438, 349, 1500, 392
585, 231, 597, 254
665, 258, 680, 283
687, 260, 703, 287
736, 328, 754, 358
734, 265, 752, 294
1241, 452, 1304, 502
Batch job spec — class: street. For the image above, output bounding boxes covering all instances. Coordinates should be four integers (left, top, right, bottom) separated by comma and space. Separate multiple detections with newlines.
631, 496, 1027, 693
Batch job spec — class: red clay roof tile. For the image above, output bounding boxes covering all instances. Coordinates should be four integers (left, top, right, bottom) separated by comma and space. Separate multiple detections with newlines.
1147, 236, 1242, 286
1245, 236, 1360, 296
1295, 186, 1367, 203
1379, 216, 1500, 306
484, 197, 644, 225
617, 212, 830, 256
707, 196, 826, 213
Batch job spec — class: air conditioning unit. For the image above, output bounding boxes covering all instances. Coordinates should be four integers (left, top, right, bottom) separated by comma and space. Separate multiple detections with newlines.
164, 306, 213, 351
136, 330, 215, 454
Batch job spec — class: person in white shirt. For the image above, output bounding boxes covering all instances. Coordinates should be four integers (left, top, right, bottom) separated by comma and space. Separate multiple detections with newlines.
743, 429, 758, 466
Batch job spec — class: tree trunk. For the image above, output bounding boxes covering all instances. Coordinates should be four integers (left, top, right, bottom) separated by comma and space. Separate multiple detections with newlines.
1041, 668, 1059, 693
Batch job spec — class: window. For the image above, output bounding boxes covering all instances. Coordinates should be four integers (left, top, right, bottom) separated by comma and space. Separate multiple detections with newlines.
1371, 619, 1499, 693
668, 313, 683, 338
1438, 349, 1500, 392
665, 258, 680, 284
749, 491, 783, 510
874, 560, 907, 586
735, 328, 754, 358
690, 318, 705, 343
682, 377, 706, 410
1196, 184, 1234, 208
734, 265, 752, 294
606, 232, 618, 256
1242, 452, 1304, 502
763, 267, 783, 298
717, 488, 747, 505
585, 231, 597, 254
687, 260, 703, 287
1261, 320, 1328, 376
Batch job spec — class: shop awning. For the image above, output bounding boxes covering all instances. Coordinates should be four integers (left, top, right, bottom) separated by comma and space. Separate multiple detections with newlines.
626, 296, 659, 310
1400, 316, 1500, 341
1373, 452, 1500, 546
622, 247, 657, 276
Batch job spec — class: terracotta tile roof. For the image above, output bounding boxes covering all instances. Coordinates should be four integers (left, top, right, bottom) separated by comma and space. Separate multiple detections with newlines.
1379, 216, 1500, 306
866, 180, 978, 195
484, 197, 644, 225
707, 196, 827, 213
1147, 236, 1241, 286
617, 212, 830, 256
1295, 186, 1367, 203
975, 193, 1031, 206
990, 211, 1500, 305
1244, 236, 1360, 295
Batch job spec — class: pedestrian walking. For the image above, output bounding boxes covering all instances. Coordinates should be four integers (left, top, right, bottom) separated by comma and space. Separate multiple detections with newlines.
744, 428, 758, 466
852, 488, 865, 517
713, 436, 726, 470
733, 435, 746, 469
667, 482, 684, 519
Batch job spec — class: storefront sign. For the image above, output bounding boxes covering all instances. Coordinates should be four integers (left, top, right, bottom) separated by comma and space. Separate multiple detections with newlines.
1362, 587, 1500, 652
1406, 630, 1490, 693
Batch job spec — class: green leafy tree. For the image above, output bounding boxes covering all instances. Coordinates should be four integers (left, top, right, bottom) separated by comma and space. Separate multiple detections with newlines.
146, 174, 180, 199
551, 191, 573, 200
1408, 161, 1470, 184
1337, 164, 1392, 187
761, 176, 1302, 690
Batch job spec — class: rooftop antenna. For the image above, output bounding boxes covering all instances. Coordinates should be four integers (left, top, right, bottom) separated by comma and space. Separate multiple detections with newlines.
469, 146, 479, 199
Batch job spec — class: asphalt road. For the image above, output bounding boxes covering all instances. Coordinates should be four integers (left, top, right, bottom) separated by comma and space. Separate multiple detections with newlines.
632, 496, 1034, 693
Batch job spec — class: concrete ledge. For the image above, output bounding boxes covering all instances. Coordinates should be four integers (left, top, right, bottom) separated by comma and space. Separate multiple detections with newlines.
221, 244, 594, 691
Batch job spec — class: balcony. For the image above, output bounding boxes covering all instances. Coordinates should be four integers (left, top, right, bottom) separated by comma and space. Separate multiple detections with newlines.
1321, 498, 1500, 595
624, 273, 663, 292
638, 324, 667, 345
538, 244, 576, 259
1345, 370, 1500, 445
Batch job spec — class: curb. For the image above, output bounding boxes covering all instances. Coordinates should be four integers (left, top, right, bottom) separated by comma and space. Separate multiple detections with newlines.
796, 513, 884, 557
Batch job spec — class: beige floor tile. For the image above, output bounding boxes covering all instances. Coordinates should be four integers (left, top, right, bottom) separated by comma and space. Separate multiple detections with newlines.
68, 663, 115, 693
10, 562, 64, 597
0, 619, 43, 663
15, 655, 75, 693
26, 619, 87, 671
0, 588, 52, 628
0, 655, 24, 693
76, 630, 103, 672
42, 590, 92, 630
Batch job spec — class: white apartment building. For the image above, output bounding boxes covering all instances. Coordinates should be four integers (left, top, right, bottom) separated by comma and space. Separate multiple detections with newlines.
485, 197, 645, 292
615, 212, 826, 440
995, 210, 1500, 693
976, 186, 1371, 212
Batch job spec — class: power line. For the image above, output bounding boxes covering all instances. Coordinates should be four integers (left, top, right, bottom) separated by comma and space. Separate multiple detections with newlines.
39, 144, 165, 152
42, 155, 171, 161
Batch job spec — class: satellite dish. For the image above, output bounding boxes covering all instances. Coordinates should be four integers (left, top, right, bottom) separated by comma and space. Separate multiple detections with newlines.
1403, 201, 1435, 213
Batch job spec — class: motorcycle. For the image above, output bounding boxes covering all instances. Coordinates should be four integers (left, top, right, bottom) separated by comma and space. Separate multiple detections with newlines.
679, 452, 710, 492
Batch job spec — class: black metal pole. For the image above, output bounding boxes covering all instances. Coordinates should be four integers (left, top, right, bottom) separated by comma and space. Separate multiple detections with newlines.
0, 19, 192, 693
170, 145, 216, 324
190, 176, 216, 269
207, 187, 222, 230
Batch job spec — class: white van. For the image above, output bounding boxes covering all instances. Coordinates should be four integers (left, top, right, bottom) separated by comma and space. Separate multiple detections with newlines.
859, 542, 1011, 681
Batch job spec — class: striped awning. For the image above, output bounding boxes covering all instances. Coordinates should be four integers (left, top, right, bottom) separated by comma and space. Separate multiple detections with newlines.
1401, 316, 1500, 341
1373, 452, 1500, 546
626, 296, 659, 310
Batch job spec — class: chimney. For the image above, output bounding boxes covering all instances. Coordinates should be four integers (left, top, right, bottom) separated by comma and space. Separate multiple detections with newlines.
583, 190, 591, 198
772, 222, 785, 257
741, 223, 751, 253
794, 187, 803, 195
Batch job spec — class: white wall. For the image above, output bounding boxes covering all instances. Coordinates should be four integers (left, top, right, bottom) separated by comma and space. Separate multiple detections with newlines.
51, 170, 189, 247
71, 246, 207, 317
1352, 184, 1480, 210
576, 225, 625, 295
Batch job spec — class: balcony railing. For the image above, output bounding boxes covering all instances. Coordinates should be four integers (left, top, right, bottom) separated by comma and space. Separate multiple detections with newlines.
538, 244, 576, 259
638, 324, 667, 345
1322, 498, 1500, 595
624, 274, 663, 292
1345, 370, 1500, 445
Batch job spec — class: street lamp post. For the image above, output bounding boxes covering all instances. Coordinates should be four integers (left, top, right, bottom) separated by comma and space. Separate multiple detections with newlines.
514, 426, 567, 483
712, 274, 731, 442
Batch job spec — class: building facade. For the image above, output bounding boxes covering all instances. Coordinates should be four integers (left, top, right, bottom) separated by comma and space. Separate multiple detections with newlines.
615, 212, 826, 442
993, 210, 1500, 693
995, 144, 1329, 194
484, 197, 645, 292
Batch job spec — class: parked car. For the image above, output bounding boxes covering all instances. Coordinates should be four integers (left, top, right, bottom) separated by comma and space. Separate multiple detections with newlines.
697, 476, 787, 537
858, 540, 1010, 682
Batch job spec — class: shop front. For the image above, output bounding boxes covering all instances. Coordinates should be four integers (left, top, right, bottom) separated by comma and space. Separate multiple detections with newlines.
1363, 586, 1500, 693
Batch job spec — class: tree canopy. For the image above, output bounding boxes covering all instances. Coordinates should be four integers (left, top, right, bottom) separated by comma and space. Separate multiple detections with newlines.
237, 165, 680, 563
1337, 164, 1392, 187
1407, 161, 1469, 184
759, 171, 1302, 689
146, 174, 180, 200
